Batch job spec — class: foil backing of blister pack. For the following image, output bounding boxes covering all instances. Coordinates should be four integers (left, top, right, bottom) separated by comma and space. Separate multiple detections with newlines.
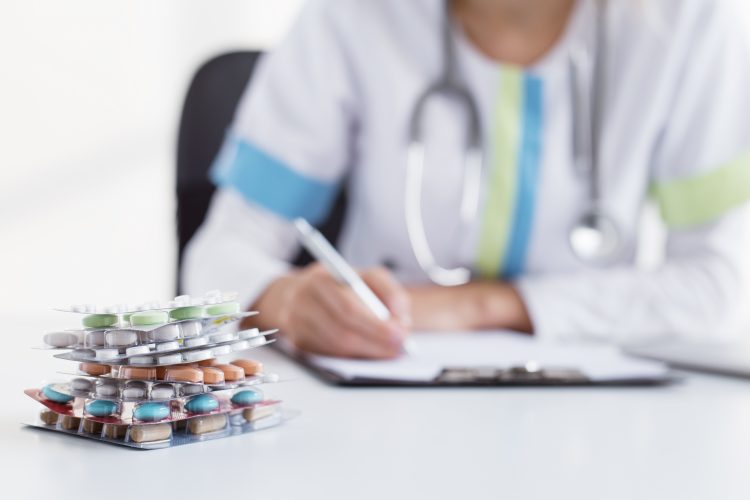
27, 402, 288, 449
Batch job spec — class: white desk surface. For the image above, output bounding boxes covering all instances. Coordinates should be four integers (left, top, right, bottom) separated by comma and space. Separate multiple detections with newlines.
2, 313, 750, 500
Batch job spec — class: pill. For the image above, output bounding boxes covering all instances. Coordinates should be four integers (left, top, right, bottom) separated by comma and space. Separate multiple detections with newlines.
133, 402, 170, 422
263, 373, 280, 383
85, 330, 106, 347
129, 356, 154, 365
123, 381, 148, 399
82, 419, 103, 434
164, 366, 203, 383
183, 349, 213, 362
157, 354, 183, 365
70, 349, 95, 360
71, 378, 93, 392
210, 332, 234, 344
238, 328, 260, 339
179, 320, 202, 338
130, 310, 168, 326
86, 399, 119, 417
104, 424, 127, 439
188, 413, 227, 435
156, 340, 180, 352
43, 331, 80, 348
243, 403, 279, 422
169, 306, 204, 321
83, 314, 118, 329
42, 384, 74, 403
96, 382, 118, 397
95, 348, 118, 360
39, 409, 59, 425
184, 336, 208, 348
173, 294, 191, 305
229, 413, 246, 426
150, 323, 181, 342
118, 366, 156, 380
231, 340, 250, 352
211, 345, 232, 356
129, 423, 172, 443
126, 345, 151, 356
231, 389, 263, 406
105, 330, 138, 347
231, 359, 263, 376
181, 384, 204, 395
247, 336, 267, 347
61, 416, 82, 430
184, 393, 219, 414
205, 302, 240, 316
199, 366, 225, 385
79, 362, 110, 376
215, 364, 245, 382
197, 358, 219, 366
151, 383, 175, 399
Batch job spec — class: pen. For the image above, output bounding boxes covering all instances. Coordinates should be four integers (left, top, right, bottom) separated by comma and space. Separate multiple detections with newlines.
293, 218, 413, 354
294, 218, 391, 319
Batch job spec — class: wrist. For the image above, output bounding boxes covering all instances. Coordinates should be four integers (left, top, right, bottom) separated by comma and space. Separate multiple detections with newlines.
472, 281, 533, 333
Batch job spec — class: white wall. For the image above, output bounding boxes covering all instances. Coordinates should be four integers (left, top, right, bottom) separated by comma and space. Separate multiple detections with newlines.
0, 0, 304, 314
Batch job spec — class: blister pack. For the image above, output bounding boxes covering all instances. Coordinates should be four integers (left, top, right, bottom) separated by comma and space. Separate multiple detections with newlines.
25, 291, 292, 449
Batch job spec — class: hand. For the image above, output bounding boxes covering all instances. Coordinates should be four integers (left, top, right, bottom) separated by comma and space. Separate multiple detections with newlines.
407, 281, 533, 333
252, 264, 411, 359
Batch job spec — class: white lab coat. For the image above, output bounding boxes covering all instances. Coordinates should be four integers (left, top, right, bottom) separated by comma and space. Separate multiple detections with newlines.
184, 0, 750, 343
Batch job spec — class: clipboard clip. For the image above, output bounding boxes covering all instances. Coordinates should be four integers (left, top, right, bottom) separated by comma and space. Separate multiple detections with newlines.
436, 362, 588, 385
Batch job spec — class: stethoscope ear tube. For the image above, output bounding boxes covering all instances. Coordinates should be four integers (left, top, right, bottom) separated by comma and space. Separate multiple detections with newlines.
405, 141, 473, 286
568, 0, 622, 265
406, 70, 483, 286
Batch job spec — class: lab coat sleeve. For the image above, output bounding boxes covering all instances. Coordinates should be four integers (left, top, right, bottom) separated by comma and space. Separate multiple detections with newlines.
517, 1, 750, 343
182, 0, 357, 309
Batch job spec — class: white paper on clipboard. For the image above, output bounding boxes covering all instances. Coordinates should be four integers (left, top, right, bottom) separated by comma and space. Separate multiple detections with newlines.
305, 331, 670, 383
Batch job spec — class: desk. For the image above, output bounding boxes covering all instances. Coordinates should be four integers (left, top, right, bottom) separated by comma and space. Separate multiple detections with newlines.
2, 313, 750, 500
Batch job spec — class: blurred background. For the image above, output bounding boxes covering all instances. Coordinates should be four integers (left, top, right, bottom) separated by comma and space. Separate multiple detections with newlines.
1, 0, 303, 315
3, 0, 750, 318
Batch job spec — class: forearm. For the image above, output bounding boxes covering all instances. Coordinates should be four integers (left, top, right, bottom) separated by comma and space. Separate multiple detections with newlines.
517, 206, 750, 343
408, 281, 533, 333
182, 189, 299, 312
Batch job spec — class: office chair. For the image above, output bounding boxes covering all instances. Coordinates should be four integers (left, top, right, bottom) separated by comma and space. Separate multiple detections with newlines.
175, 50, 347, 293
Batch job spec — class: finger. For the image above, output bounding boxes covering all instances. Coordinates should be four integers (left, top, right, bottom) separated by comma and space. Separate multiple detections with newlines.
309, 278, 405, 349
291, 303, 399, 359
360, 268, 412, 327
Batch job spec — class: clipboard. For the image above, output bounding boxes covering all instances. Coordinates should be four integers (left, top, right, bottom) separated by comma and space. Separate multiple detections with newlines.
276, 332, 675, 387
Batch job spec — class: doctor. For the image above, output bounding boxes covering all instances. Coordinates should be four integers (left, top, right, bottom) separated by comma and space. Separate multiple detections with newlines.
185, 0, 750, 358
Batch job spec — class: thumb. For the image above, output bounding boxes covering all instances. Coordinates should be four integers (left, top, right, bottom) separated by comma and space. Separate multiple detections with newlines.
360, 267, 411, 327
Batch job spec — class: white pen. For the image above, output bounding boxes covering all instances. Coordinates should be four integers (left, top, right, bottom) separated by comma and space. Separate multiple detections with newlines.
293, 218, 413, 354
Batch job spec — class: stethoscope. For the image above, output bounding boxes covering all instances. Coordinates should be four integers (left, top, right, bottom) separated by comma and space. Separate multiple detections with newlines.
405, 0, 620, 286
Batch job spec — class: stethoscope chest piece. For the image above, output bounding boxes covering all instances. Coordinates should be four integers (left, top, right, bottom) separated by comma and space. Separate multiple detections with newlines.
569, 210, 620, 264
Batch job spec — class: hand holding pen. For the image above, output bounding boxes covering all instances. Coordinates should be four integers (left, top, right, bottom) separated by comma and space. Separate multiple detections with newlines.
249, 219, 412, 359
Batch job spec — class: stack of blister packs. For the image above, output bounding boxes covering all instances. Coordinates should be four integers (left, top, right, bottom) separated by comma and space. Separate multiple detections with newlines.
26, 291, 286, 449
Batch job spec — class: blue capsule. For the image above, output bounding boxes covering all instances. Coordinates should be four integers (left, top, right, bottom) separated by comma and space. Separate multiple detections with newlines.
85, 399, 119, 417
230, 389, 262, 407
133, 402, 170, 422
42, 384, 74, 404
184, 394, 219, 414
